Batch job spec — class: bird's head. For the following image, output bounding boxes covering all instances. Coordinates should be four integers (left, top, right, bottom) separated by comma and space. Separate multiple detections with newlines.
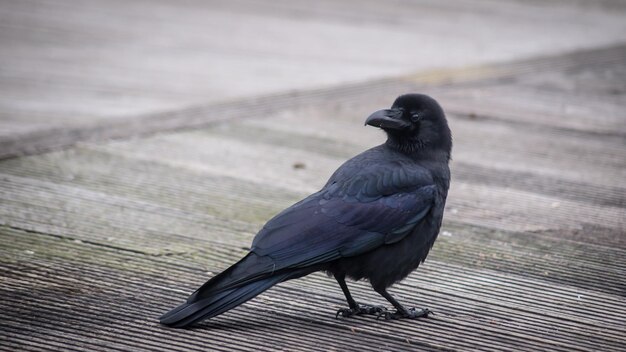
365, 93, 451, 158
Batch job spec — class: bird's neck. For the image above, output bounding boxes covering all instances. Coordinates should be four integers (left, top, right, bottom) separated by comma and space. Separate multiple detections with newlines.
385, 134, 429, 155
385, 136, 450, 162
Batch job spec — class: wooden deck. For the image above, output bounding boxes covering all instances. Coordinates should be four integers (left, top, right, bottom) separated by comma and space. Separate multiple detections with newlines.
1, 1, 626, 351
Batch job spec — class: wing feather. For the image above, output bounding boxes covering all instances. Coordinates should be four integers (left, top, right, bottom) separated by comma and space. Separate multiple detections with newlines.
250, 162, 437, 272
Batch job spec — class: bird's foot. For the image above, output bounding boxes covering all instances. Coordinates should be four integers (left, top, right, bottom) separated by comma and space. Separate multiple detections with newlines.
336, 304, 387, 318
377, 307, 432, 321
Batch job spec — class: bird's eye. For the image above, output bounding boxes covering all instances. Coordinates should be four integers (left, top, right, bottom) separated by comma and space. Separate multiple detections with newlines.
410, 113, 420, 122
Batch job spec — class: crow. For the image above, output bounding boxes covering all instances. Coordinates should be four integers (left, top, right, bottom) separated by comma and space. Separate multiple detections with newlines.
160, 93, 452, 327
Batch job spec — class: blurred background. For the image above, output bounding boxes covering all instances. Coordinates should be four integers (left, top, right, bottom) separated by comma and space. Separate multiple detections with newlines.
1, 0, 626, 149
1, 1, 625, 351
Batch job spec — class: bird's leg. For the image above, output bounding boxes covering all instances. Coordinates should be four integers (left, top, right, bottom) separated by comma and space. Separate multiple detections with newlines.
334, 273, 386, 318
374, 287, 432, 320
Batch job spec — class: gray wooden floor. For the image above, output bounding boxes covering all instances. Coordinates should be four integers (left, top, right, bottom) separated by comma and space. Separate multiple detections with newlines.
1, 1, 626, 351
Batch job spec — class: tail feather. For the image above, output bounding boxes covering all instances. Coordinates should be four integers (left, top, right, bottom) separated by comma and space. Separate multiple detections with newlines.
160, 252, 313, 328
160, 273, 290, 327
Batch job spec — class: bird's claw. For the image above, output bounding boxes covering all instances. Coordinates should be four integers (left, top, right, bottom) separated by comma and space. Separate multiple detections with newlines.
377, 307, 432, 321
336, 308, 352, 318
336, 304, 387, 318
359, 304, 387, 315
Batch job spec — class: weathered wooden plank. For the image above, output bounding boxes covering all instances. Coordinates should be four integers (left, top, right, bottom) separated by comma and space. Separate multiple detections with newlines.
230, 103, 626, 190
0, 173, 257, 254
432, 226, 626, 296
0, 231, 429, 352
4, 225, 624, 327
2, 228, 624, 352
86, 126, 625, 235
1, 92, 624, 259
0, 148, 304, 227
438, 85, 626, 137
193, 121, 626, 208
2, 148, 624, 259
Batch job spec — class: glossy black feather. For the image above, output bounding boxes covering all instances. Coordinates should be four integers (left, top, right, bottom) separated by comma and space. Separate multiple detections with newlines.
160, 93, 452, 327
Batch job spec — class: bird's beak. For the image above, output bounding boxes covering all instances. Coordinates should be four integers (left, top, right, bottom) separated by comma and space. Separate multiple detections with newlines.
365, 109, 410, 130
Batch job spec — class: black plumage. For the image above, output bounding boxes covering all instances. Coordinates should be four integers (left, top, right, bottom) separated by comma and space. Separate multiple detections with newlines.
160, 93, 452, 327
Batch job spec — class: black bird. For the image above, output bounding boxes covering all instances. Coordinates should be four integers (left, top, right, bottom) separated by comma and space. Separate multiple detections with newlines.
160, 93, 452, 327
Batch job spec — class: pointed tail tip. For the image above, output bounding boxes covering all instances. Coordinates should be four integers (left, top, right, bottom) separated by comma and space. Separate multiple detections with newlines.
159, 267, 300, 328
159, 302, 193, 328
159, 313, 182, 328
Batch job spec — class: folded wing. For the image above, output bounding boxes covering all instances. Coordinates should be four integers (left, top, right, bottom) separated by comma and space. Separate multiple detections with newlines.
250, 162, 437, 273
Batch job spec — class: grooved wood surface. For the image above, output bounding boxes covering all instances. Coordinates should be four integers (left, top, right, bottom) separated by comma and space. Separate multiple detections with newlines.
1, 2, 626, 351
